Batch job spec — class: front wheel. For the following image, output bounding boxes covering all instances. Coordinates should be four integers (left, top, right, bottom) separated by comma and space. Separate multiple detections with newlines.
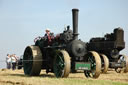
84, 51, 101, 78
53, 50, 71, 78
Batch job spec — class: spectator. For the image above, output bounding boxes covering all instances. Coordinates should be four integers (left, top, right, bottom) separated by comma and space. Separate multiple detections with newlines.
6, 54, 11, 69
14, 54, 19, 69
11, 54, 17, 70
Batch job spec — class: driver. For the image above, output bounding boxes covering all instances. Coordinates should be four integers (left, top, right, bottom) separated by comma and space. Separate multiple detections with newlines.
44, 28, 54, 45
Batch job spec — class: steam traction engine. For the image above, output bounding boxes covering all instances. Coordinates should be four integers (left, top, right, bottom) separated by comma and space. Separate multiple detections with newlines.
88, 28, 128, 73
23, 9, 102, 78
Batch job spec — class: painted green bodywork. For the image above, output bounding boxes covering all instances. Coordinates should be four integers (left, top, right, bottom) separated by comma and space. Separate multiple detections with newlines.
75, 62, 91, 70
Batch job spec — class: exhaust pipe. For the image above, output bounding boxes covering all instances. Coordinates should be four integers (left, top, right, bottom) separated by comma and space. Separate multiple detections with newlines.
72, 8, 79, 40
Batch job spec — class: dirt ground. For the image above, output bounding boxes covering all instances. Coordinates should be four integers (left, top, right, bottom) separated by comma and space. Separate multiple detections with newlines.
0, 69, 128, 85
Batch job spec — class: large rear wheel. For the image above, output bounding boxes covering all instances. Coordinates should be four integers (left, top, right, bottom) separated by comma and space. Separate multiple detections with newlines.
84, 51, 101, 78
54, 50, 71, 78
23, 46, 42, 76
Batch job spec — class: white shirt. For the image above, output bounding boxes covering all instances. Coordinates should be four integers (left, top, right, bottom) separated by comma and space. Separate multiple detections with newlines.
6, 56, 11, 63
11, 56, 16, 63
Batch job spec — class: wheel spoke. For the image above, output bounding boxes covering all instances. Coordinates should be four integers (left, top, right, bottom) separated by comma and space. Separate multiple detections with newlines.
56, 54, 64, 64
88, 57, 94, 63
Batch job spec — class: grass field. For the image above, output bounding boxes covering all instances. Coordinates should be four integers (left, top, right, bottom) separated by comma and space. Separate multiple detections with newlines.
0, 69, 128, 85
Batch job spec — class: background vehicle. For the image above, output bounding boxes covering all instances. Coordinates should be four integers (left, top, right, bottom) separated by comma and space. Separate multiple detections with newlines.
88, 28, 128, 73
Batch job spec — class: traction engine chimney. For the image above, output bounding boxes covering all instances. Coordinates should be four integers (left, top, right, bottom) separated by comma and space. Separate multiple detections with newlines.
72, 8, 79, 40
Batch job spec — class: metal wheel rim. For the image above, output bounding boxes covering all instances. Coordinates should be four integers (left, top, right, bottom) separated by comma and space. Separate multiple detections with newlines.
23, 46, 33, 75
84, 51, 101, 78
54, 50, 71, 78
23, 46, 42, 76
100, 54, 109, 73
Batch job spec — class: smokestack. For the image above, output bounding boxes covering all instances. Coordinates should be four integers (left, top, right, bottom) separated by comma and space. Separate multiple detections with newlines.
72, 8, 79, 40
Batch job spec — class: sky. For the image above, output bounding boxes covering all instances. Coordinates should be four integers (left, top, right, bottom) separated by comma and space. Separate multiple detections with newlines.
0, 0, 128, 68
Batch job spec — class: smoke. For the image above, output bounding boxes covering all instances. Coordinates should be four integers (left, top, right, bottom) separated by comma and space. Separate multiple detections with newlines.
66, 0, 81, 9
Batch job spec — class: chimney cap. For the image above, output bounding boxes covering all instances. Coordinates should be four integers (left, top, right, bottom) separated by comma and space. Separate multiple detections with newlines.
72, 8, 79, 11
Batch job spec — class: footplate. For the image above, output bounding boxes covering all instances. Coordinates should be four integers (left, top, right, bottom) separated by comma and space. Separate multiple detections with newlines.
75, 62, 91, 70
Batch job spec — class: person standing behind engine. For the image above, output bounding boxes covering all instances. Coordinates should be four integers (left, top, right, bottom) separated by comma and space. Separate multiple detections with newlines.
11, 54, 17, 70
6, 54, 11, 69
